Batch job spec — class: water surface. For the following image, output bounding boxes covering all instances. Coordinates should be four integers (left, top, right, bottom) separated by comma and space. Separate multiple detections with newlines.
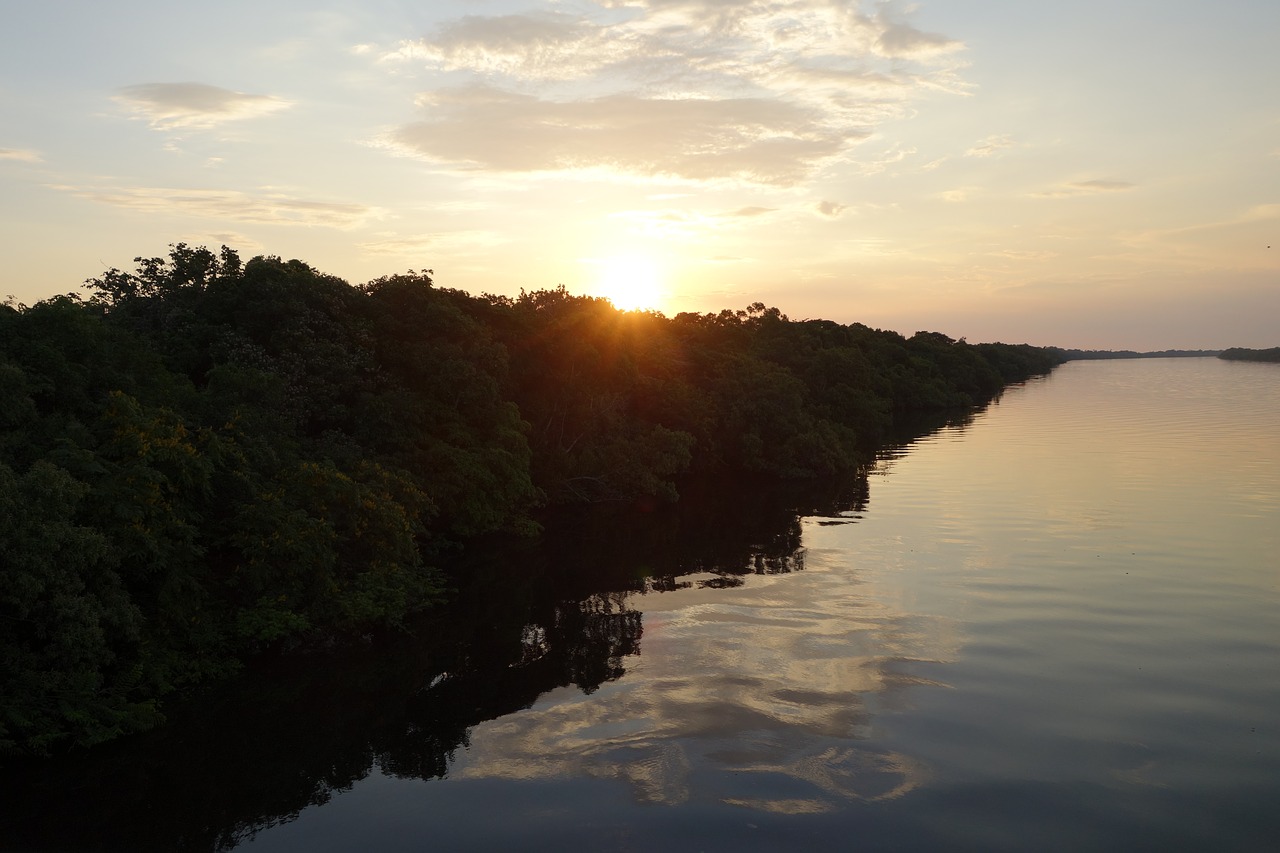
6, 358, 1279, 852
241, 358, 1280, 852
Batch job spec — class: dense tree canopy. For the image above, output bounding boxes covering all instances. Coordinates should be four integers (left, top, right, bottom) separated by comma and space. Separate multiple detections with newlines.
0, 245, 1061, 756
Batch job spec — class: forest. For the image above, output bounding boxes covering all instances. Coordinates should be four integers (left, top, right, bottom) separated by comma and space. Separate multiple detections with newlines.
0, 245, 1062, 757
1219, 347, 1280, 363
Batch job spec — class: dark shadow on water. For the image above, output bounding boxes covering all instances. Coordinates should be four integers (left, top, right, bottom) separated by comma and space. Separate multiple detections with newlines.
0, 408, 977, 852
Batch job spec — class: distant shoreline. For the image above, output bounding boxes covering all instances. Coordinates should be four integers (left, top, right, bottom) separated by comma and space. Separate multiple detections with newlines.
1052, 348, 1220, 361
1218, 347, 1280, 363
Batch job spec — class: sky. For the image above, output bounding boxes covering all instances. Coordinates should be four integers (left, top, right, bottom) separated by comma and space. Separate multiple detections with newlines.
2, 0, 1278, 350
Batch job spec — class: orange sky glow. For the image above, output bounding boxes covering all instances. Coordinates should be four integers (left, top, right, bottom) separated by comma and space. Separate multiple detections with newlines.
2, 1, 1277, 349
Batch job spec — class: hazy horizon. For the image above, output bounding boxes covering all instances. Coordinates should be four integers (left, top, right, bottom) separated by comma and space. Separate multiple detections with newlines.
3, 1, 1277, 351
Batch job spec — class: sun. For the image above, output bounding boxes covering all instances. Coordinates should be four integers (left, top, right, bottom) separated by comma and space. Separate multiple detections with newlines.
593, 254, 666, 312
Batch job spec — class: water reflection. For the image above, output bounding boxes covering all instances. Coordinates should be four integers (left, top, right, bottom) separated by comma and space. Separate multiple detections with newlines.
448, 558, 949, 816
0, 411, 972, 852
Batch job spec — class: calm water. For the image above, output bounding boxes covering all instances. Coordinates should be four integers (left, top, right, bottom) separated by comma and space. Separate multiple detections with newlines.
5, 358, 1279, 851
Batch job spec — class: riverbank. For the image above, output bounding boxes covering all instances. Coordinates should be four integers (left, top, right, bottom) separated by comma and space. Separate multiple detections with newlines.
1, 245, 1061, 757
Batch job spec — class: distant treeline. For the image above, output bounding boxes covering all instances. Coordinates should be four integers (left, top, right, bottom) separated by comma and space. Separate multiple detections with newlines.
1218, 347, 1280, 363
0, 245, 1061, 756
1051, 348, 1219, 360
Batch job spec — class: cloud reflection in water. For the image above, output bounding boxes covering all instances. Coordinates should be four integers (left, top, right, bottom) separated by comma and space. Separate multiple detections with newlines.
451, 549, 958, 814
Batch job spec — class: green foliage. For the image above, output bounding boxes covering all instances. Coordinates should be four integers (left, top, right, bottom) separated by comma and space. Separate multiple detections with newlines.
0, 244, 1061, 756
476, 286, 699, 502
360, 273, 538, 533
0, 460, 157, 755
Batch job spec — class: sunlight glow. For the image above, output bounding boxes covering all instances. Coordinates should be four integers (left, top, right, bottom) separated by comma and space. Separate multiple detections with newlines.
592, 254, 666, 312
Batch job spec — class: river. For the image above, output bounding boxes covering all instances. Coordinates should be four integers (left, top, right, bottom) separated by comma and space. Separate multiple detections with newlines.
4, 357, 1279, 851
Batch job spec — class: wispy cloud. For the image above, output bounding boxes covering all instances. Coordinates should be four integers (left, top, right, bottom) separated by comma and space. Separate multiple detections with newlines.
177, 230, 264, 254
385, 84, 855, 185
857, 143, 917, 175
383, 12, 601, 79
114, 83, 292, 130
357, 230, 505, 256
1033, 179, 1136, 199
52, 184, 378, 228
0, 147, 43, 163
816, 200, 847, 218
874, 12, 964, 59
988, 249, 1060, 261
608, 203, 789, 238
1246, 203, 1280, 220
1121, 203, 1280, 244
357, 235, 435, 255
965, 135, 1016, 158
374, 1, 967, 187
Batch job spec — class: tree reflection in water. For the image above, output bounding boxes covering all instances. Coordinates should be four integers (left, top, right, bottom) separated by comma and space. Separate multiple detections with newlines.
0, 413, 971, 852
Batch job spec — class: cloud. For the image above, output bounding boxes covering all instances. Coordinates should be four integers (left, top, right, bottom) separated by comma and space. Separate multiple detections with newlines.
114, 83, 292, 130
815, 200, 847, 217
857, 143, 917, 175
1244, 203, 1280, 220
609, 209, 714, 238
358, 235, 435, 255
965, 135, 1016, 158
387, 13, 601, 79
988, 249, 1059, 261
357, 230, 504, 256
386, 84, 857, 185
376, 1, 967, 186
1033, 179, 1136, 199
1120, 202, 1280, 245
177, 230, 264, 254
608, 203, 788, 238
935, 188, 969, 202
52, 184, 378, 228
0, 147, 42, 163
875, 15, 964, 59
